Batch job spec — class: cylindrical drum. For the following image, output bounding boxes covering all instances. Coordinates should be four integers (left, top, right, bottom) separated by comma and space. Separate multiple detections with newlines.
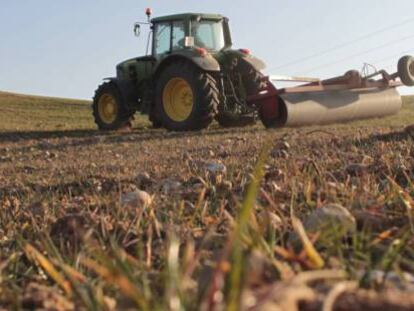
279, 87, 402, 127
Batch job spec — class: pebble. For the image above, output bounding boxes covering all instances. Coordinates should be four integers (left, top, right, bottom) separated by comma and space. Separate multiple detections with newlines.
258, 211, 283, 230
289, 203, 356, 248
161, 179, 182, 194
205, 162, 227, 174
121, 190, 152, 208
136, 172, 153, 188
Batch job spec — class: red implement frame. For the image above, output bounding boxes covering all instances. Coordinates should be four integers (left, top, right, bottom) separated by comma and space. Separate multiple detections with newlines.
248, 69, 402, 105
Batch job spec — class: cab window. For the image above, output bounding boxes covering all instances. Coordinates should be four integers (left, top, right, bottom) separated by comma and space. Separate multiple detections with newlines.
154, 22, 171, 55
172, 21, 186, 51
191, 20, 225, 51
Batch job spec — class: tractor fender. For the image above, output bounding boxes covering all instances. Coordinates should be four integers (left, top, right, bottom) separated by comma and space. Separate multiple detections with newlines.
240, 54, 266, 71
103, 78, 139, 111
154, 51, 221, 78
224, 50, 266, 71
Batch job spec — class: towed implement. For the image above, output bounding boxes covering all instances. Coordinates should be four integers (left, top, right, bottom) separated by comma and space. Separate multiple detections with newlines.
93, 10, 414, 131
253, 56, 414, 128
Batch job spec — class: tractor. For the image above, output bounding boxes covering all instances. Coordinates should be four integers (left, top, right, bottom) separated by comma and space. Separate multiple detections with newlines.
92, 10, 267, 131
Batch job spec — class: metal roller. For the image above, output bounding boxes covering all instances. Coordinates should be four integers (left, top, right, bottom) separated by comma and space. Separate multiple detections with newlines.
280, 87, 402, 127
251, 55, 413, 129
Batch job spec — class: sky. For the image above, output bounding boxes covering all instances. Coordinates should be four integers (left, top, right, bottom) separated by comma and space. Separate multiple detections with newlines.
1, 0, 414, 99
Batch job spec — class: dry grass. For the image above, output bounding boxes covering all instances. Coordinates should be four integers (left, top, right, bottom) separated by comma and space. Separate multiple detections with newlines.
1, 91, 414, 310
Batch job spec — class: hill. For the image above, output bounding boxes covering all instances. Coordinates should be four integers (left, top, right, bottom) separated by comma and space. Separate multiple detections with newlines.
0, 90, 413, 132
0, 91, 93, 131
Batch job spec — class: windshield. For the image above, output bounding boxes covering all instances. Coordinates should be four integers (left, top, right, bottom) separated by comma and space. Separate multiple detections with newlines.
191, 19, 225, 51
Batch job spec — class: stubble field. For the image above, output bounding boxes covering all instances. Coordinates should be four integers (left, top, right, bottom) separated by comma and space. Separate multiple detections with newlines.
1, 91, 414, 310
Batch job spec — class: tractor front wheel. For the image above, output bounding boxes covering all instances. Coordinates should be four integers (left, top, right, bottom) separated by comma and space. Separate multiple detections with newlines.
154, 61, 219, 131
92, 82, 133, 130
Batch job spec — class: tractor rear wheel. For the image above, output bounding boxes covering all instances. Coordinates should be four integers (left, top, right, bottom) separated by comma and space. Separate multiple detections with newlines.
92, 82, 133, 130
149, 109, 163, 128
154, 61, 219, 131
239, 61, 267, 96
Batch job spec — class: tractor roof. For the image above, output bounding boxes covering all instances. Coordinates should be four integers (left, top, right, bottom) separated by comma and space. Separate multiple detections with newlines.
151, 13, 225, 23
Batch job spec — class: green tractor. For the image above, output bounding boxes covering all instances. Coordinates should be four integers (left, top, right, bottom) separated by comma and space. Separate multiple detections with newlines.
92, 10, 268, 131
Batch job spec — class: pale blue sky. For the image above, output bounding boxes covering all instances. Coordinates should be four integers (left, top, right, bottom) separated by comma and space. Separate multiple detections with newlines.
1, 0, 414, 99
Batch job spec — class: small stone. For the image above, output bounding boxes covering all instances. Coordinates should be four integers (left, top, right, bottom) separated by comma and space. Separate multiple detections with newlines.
22, 283, 74, 310
217, 180, 233, 193
23, 166, 36, 173
271, 141, 291, 158
205, 162, 227, 174
359, 270, 414, 291
121, 190, 152, 208
271, 182, 283, 192
44, 151, 57, 159
103, 296, 117, 310
136, 172, 153, 188
289, 203, 356, 248
353, 208, 392, 231
278, 141, 290, 150
246, 250, 279, 287
258, 211, 283, 231
161, 179, 182, 194
279, 149, 289, 159
268, 212, 283, 228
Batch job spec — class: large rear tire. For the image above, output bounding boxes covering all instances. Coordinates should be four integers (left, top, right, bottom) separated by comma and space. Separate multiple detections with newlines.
92, 82, 133, 131
149, 109, 163, 129
398, 55, 414, 87
154, 61, 219, 131
239, 61, 267, 96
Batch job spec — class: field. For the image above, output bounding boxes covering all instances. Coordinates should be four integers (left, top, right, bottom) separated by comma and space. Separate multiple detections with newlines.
1, 90, 414, 310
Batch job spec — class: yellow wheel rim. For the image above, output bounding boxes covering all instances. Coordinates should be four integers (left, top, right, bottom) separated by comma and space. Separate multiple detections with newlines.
98, 93, 118, 124
162, 78, 194, 122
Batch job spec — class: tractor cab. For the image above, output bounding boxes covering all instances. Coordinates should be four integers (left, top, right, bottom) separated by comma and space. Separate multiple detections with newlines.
150, 13, 232, 56
93, 10, 267, 131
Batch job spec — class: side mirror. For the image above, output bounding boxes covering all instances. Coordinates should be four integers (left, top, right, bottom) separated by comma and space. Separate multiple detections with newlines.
134, 23, 141, 37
